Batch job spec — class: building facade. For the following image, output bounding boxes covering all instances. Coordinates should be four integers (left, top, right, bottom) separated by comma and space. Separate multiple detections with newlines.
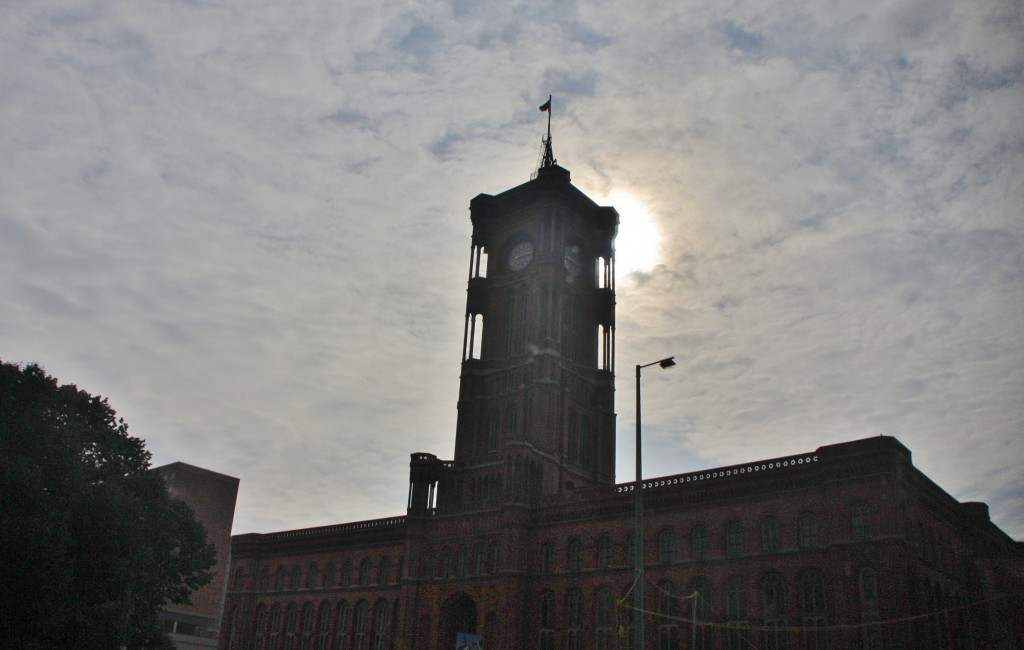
157, 462, 240, 648
219, 164, 1022, 649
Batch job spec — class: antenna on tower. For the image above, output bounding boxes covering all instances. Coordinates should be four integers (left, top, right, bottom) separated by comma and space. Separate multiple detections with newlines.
537, 95, 555, 172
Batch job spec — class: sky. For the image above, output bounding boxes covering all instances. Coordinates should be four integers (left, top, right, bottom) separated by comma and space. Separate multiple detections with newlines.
2, 0, 1021, 538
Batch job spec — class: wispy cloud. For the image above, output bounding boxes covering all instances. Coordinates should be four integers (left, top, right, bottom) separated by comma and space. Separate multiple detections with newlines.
2, 0, 1021, 537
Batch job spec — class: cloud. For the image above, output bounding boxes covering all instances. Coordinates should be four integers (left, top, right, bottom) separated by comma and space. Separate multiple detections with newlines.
1, 0, 1021, 538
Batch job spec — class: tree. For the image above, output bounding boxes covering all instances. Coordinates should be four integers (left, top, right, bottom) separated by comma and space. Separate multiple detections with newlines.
0, 361, 216, 649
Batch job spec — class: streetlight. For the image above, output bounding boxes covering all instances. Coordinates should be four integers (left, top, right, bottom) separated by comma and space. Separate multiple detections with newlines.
635, 356, 675, 650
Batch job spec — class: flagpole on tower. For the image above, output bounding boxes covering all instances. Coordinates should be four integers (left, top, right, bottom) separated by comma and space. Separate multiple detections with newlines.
539, 95, 555, 169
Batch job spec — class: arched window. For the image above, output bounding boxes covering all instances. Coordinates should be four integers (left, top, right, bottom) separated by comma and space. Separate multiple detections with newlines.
580, 416, 593, 468
474, 543, 485, 576
725, 520, 743, 557
439, 546, 452, 578
299, 602, 315, 650
859, 567, 878, 609
488, 541, 500, 574
268, 604, 283, 649
800, 511, 820, 549
283, 602, 299, 650
539, 542, 554, 574
800, 569, 826, 617
352, 600, 370, 650
419, 549, 433, 579
538, 590, 556, 650
464, 313, 483, 360
252, 604, 268, 650
761, 516, 781, 553
275, 567, 287, 590
506, 403, 518, 435
487, 408, 500, 451
800, 569, 828, 649
518, 286, 530, 336
306, 564, 319, 589
724, 576, 748, 650
221, 609, 237, 648
290, 566, 302, 590
359, 558, 373, 586
658, 527, 674, 564
620, 583, 636, 646
657, 580, 679, 650
259, 567, 271, 591
852, 503, 873, 540
565, 589, 583, 650
233, 567, 246, 591
689, 577, 714, 650
761, 573, 785, 650
315, 601, 331, 650
372, 599, 389, 650
566, 407, 579, 462
456, 545, 470, 577
333, 601, 351, 650
323, 563, 335, 588
378, 557, 391, 584
568, 538, 583, 572
225, 606, 242, 650
597, 535, 613, 568
341, 560, 353, 586
691, 524, 709, 560
859, 567, 882, 649
594, 586, 614, 650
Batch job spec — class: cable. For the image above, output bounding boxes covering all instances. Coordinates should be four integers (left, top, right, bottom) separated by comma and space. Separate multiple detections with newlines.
617, 592, 1009, 633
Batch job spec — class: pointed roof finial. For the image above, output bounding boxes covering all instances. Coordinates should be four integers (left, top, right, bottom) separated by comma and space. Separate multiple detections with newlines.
538, 95, 556, 171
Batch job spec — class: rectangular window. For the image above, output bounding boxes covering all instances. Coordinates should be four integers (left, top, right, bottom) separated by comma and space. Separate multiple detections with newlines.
658, 528, 674, 564
568, 540, 583, 572
725, 522, 743, 557
852, 505, 872, 540
597, 536, 613, 568
691, 525, 708, 560
762, 517, 781, 553
800, 513, 820, 549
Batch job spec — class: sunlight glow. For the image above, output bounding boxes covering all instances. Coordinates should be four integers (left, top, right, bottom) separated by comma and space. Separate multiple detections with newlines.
606, 189, 660, 276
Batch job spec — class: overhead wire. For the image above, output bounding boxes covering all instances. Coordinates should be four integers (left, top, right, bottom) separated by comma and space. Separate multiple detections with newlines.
611, 571, 1010, 634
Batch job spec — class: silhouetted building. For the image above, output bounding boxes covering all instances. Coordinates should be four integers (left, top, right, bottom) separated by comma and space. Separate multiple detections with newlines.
157, 462, 239, 649
219, 164, 1023, 649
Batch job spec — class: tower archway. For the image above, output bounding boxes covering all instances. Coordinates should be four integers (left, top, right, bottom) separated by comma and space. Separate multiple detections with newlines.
439, 592, 478, 649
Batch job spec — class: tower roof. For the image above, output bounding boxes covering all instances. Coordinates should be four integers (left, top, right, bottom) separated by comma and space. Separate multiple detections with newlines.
469, 165, 619, 248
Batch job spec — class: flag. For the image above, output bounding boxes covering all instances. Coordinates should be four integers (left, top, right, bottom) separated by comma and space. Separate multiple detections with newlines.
539, 97, 551, 112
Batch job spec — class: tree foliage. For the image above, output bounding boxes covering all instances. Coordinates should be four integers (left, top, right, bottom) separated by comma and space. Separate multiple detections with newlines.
0, 361, 216, 648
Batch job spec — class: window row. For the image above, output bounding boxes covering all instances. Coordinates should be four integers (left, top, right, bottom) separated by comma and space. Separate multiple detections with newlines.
534, 507, 877, 573
237, 557, 402, 593
423, 541, 500, 579
907, 572, 971, 650
916, 519, 955, 568
225, 598, 393, 650
532, 568, 881, 650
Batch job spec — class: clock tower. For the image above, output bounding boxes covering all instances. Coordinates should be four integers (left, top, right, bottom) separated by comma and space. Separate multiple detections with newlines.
431, 162, 619, 510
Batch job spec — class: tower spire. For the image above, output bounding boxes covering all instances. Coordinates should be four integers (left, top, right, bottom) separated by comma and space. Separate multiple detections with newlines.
538, 95, 556, 171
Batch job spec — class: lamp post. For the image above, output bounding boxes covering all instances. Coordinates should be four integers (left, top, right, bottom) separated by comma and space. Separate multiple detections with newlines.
635, 356, 676, 650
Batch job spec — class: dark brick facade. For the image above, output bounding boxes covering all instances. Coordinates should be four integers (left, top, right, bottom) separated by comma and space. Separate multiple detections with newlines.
219, 165, 1022, 649
220, 438, 1022, 649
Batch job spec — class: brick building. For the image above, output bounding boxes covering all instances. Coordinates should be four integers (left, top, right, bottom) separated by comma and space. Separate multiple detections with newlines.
219, 162, 1022, 649
157, 462, 240, 648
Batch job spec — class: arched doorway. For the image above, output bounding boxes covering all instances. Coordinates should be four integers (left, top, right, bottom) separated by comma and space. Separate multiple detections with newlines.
439, 592, 477, 649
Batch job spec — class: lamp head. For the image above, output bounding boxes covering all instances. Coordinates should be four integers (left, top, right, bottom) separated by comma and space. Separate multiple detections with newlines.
658, 357, 676, 369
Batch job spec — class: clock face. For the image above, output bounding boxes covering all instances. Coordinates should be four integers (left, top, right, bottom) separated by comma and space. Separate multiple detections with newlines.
564, 244, 581, 277
507, 241, 534, 272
